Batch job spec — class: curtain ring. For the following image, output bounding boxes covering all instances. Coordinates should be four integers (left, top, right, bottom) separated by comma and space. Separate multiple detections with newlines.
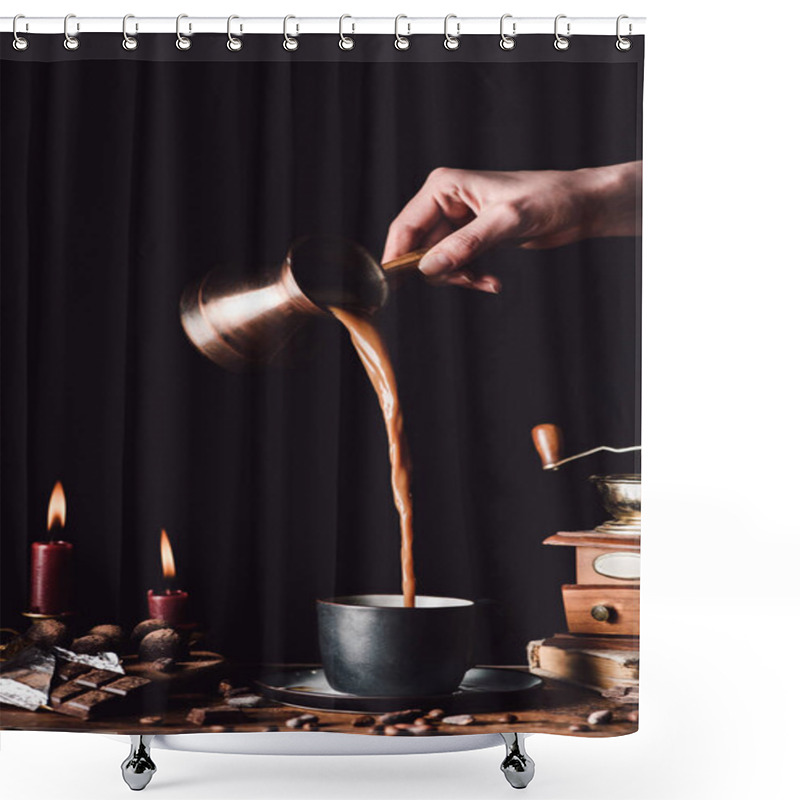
394, 15, 410, 50
12, 14, 29, 51
554, 14, 570, 51
122, 14, 138, 51
499, 14, 516, 50
283, 15, 299, 51
227, 15, 242, 51
63, 13, 79, 51
176, 14, 192, 50
616, 14, 632, 51
339, 14, 355, 50
444, 14, 460, 50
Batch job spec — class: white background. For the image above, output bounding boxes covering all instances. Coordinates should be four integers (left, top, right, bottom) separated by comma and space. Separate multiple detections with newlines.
2, 1, 799, 798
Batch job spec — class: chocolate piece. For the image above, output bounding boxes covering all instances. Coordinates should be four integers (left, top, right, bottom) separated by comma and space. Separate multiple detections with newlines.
75, 669, 120, 690
28, 620, 70, 648
286, 713, 318, 729
89, 625, 124, 650
379, 709, 424, 725
130, 619, 169, 647
57, 661, 91, 682
441, 714, 475, 726
58, 689, 121, 720
70, 635, 111, 655
104, 676, 151, 697
587, 709, 613, 725
139, 628, 181, 662
50, 681, 86, 708
186, 706, 244, 726
352, 715, 375, 728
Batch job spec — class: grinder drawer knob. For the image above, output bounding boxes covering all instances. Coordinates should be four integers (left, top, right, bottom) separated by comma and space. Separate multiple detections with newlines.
591, 604, 614, 622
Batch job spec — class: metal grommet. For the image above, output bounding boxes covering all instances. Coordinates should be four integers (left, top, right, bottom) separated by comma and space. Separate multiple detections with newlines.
122, 14, 138, 51
444, 14, 460, 50
283, 15, 298, 51
63, 13, 79, 51
500, 14, 516, 50
227, 15, 242, 51
554, 14, 570, 51
12, 14, 29, 51
176, 13, 192, 50
339, 14, 354, 50
394, 15, 410, 50
616, 14, 632, 51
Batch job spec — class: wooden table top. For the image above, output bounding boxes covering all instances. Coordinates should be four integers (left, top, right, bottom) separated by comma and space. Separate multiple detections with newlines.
1, 667, 637, 739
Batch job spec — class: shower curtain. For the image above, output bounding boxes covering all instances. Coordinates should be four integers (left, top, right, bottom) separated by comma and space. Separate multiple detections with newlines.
1, 28, 643, 738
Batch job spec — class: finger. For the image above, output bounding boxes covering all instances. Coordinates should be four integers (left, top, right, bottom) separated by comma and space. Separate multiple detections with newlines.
382, 188, 442, 263
417, 208, 510, 277
382, 169, 472, 262
432, 271, 502, 294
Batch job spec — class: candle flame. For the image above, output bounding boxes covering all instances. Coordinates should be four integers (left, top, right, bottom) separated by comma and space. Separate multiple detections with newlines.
47, 481, 66, 531
160, 529, 176, 580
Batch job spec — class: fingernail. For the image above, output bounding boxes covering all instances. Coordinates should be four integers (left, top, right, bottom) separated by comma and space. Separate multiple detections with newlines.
419, 252, 452, 276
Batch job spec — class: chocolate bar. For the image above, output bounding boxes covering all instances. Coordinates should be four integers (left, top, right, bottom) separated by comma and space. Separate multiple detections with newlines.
51, 674, 153, 720
103, 676, 151, 697
57, 661, 91, 682
74, 669, 120, 690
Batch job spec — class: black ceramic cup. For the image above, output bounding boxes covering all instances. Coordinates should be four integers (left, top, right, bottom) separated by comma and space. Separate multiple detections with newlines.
317, 594, 475, 697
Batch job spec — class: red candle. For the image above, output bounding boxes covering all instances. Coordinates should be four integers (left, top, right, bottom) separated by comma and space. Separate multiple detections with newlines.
148, 529, 189, 626
148, 589, 189, 626
29, 481, 74, 615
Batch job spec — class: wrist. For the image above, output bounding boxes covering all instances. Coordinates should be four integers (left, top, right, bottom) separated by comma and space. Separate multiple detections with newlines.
573, 161, 641, 239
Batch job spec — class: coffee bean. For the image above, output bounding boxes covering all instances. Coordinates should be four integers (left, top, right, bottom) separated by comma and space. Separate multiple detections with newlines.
426, 708, 445, 721
138, 715, 163, 726
287, 713, 318, 729
587, 709, 613, 725
379, 709, 424, 725
626, 710, 639, 723
384, 725, 409, 736
218, 679, 234, 696
352, 715, 375, 728
442, 714, 475, 726
570, 724, 590, 732
409, 724, 435, 735
496, 713, 518, 724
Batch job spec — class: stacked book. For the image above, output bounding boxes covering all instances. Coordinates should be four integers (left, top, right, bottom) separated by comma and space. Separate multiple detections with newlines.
527, 633, 639, 695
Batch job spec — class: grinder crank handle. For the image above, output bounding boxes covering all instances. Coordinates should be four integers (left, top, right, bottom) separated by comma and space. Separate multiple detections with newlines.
531, 423, 641, 471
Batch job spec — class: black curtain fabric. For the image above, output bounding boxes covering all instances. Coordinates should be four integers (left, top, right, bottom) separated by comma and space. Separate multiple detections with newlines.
1, 35, 642, 666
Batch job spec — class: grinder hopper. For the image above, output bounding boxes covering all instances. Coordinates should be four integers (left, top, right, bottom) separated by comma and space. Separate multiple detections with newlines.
532, 423, 641, 535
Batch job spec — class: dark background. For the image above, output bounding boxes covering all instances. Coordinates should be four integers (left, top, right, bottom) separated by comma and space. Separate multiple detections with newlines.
1, 36, 642, 666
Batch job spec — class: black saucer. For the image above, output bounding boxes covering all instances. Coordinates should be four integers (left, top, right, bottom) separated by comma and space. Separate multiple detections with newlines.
256, 667, 542, 714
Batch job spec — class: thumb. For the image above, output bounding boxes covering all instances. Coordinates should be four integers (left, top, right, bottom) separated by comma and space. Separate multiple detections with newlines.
418, 211, 507, 277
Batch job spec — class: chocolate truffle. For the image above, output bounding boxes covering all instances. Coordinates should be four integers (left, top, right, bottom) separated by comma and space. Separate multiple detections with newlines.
28, 619, 70, 648
130, 619, 169, 647
70, 634, 113, 655
139, 628, 181, 662
89, 624, 123, 650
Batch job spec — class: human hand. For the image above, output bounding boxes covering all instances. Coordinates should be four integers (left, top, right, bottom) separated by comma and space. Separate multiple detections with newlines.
382, 162, 642, 293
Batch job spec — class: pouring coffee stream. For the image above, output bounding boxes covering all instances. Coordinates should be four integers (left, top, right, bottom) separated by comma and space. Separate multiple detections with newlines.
180, 236, 427, 607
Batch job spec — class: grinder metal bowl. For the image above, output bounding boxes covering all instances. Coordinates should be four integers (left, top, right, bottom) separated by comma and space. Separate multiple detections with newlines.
590, 474, 641, 535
